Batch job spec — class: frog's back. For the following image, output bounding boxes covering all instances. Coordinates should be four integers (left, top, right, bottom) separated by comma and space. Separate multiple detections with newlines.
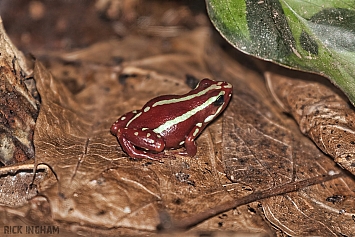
128, 99, 202, 130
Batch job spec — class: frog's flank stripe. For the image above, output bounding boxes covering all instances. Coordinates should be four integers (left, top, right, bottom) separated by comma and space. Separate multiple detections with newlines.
153, 91, 225, 134
152, 84, 223, 107
204, 101, 225, 123
126, 111, 142, 127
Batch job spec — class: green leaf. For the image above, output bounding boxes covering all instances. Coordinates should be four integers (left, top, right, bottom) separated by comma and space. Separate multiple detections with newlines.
206, 0, 355, 105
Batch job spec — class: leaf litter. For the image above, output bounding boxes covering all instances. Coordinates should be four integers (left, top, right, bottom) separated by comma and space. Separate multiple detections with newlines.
0, 1, 355, 236
206, 45, 355, 236
0, 19, 40, 166
31, 28, 355, 235
31, 28, 253, 233
266, 65, 355, 176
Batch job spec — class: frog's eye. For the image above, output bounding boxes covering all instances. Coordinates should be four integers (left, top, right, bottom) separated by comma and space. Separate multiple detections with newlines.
213, 95, 224, 106
197, 78, 214, 89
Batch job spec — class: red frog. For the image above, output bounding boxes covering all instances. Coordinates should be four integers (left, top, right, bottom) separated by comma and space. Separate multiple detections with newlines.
110, 78, 233, 160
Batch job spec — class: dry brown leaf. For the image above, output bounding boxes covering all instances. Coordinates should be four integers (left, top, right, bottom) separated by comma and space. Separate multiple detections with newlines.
33, 27, 316, 235
0, 18, 39, 165
0, 163, 48, 207
266, 67, 355, 176
1, 2, 355, 234
33, 28, 265, 233
203, 47, 355, 236
33, 60, 162, 230
32, 27, 355, 235
0, 18, 48, 221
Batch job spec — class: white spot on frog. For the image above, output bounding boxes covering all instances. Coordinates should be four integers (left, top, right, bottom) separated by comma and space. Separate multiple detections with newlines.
224, 83, 232, 89
144, 106, 150, 112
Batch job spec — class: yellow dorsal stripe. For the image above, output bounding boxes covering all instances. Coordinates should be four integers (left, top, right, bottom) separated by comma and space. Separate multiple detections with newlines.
152, 84, 222, 107
153, 91, 225, 134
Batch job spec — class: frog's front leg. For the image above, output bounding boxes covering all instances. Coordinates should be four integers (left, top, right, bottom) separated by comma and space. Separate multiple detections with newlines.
115, 128, 166, 160
180, 123, 205, 157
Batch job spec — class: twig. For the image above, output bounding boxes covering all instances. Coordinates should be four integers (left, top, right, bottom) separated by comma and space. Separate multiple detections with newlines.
158, 172, 346, 231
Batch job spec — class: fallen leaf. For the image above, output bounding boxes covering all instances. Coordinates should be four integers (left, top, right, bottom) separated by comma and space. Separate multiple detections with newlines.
33, 28, 246, 232
0, 18, 39, 165
33, 28, 355, 235
206, 45, 355, 236
1, 1, 355, 236
266, 66, 355, 176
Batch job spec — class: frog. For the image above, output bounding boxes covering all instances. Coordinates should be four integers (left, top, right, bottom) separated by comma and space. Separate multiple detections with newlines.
110, 78, 233, 160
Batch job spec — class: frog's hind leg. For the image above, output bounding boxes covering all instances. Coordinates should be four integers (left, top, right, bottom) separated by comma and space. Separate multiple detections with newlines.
123, 128, 165, 151
117, 128, 166, 160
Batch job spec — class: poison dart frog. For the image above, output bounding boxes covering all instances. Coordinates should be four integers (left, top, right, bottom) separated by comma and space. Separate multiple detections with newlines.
110, 78, 233, 160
